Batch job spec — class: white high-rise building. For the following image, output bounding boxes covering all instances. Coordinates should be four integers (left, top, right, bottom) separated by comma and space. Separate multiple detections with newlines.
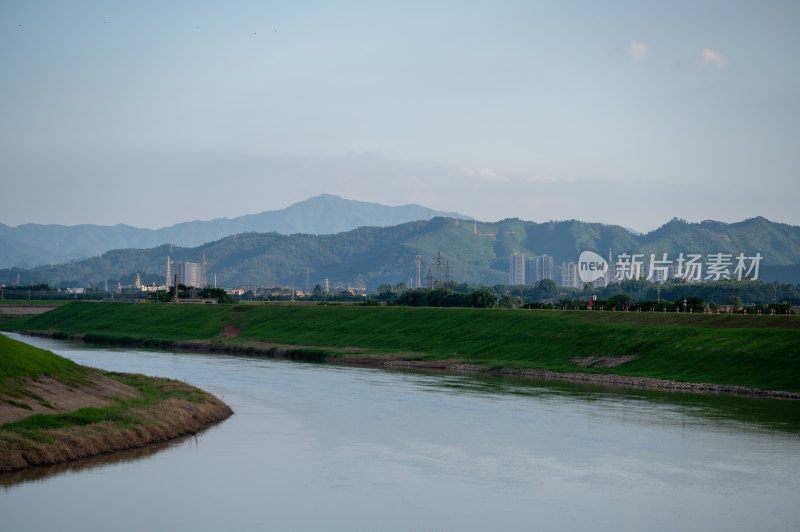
540, 254, 554, 282
525, 256, 539, 284
167, 260, 202, 287
561, 262, 584, 289
509, 252, 526, 285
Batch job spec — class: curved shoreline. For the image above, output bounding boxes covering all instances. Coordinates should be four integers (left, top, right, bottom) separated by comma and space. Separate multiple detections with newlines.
0, 373, 233, 473
17, 330, 800, 401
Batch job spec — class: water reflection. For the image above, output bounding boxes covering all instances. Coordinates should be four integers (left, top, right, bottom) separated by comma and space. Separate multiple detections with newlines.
0, 423, 225, 488
2, 333, 800, 532
352, 366, 800, 435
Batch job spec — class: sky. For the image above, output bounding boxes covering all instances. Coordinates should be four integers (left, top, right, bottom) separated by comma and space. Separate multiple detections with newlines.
2, 0, 799, 233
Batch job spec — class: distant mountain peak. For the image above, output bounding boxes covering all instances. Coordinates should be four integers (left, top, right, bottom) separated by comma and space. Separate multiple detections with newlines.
0, 195, 471, 268
6, 215, 800, 288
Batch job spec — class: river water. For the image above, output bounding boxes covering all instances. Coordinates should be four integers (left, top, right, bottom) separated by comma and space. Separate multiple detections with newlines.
2, 333, 799, 531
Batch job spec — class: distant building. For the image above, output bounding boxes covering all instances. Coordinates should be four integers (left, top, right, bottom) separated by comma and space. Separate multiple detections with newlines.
167, 259, 203, 288
561, 262, 584, 289
184, 262, 201, 287
593, 270, 609, 288
540, 254, 554, 282
525, 255, 539, 284
509, 252, 554, 284
509, 252, 526, 285
141, 284, 167, 292
648, 263, 675, 284
605, 250, 615, 286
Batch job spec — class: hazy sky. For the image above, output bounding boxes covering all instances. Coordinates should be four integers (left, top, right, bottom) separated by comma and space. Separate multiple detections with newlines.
2, 1, 798, 232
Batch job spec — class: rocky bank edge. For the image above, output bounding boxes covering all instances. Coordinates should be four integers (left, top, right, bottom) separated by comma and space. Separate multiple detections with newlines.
0, 375, 233, 472
19, 331, 800, 400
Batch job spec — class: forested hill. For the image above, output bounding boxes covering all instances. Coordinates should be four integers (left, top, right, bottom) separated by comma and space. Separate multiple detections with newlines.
0, 194, 465, 269
3, 216, 800, 289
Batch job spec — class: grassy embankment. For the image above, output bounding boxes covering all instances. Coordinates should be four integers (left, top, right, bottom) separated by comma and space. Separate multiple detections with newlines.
0, 332, 90, 408
4, 302, 800, 393
0, 333, 232, 472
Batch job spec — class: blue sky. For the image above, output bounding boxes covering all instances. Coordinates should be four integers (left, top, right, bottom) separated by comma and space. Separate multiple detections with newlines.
2, 1, 798, 232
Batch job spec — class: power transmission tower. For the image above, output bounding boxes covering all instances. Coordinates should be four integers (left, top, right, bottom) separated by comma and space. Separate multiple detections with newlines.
434, 251, 444, 288
201, 250, 207, 288
462, 247, 467, 283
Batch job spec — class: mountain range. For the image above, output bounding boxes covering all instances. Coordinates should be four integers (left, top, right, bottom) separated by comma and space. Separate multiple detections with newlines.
0, 194, 466, 269
3, 213, 799, 289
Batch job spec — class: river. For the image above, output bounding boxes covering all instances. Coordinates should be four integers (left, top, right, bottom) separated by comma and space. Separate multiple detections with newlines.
2, 333, 799, 531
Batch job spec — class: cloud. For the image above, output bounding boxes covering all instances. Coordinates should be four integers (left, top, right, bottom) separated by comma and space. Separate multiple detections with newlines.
524, 175, 559, 184
693, 48, 727, 72
466, 167, 509, 183
626, 40, 650, 61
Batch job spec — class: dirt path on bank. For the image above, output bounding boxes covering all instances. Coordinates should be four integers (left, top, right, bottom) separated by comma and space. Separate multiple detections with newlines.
0, 305, 60, 316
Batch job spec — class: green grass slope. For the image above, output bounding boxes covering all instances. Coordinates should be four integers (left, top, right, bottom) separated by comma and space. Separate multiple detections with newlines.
0, 333, 233, 472
0, 333, 89, 399
8, 302, 800, 393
